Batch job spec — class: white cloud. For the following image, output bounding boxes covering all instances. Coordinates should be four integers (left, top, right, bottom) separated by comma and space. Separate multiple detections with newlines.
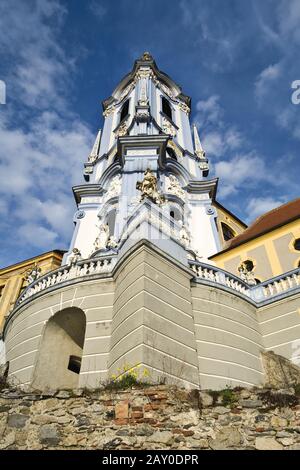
246, 196, 287, 221
89, 1, 107, 19
255, 63, 282, 103
214, 153, 267, 198
194, 95, 245, 158
0, 1, 95, 258
19, 223, 58, 249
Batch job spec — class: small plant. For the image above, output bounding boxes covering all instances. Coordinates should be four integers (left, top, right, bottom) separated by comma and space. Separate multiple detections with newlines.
258, 390, 298, 409
106, 363, 151, 390
208, 386, 237, 407
220, 387, 237, 407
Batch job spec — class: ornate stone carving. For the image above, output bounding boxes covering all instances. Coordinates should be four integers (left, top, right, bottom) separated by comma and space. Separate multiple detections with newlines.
165, 174, 185, 200
104, 175, 122, 201
136, 168, 165, 205
162, 117, 176, 137
179, 223, 191, 248
107, 236, 118, 249
140, 51, 153, 61
75, 210, 85, 219
160, 83, 175, 100
119, 82, 134, 103
68, 248, 82, 265
103, 105, 116, 118
94, 223, 110, 251
238, 263, 257, 286
178, 102, 190, 114
25, 264, 41, 285
138, 78, 148, 106
115, 121, 128, 137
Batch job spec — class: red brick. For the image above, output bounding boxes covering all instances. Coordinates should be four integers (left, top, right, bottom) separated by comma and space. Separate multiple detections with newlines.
131, 411, 144, 419
144, 404, 161, 411
131, 406, 143, 412
115, 401, 129, 419
114, 418, 129, 425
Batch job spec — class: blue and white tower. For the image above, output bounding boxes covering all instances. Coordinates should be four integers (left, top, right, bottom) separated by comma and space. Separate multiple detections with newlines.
64, 52, 220, 266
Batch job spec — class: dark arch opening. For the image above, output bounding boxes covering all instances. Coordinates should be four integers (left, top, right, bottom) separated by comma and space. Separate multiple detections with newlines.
120, 99, 129, 122
32, 307, 86, 391
162, 96, 172, 120
221, 222, 236, 241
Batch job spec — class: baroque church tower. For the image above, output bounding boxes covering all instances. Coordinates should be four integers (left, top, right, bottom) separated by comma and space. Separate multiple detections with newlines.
64, 52, 219, 267
3, 53, 300, 393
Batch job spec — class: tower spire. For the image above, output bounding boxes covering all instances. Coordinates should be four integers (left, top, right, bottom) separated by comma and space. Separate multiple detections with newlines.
193, 124, 209, 177
88, 129, 102, 163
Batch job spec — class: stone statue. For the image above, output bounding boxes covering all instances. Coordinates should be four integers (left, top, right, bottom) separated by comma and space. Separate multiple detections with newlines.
94, 223, 110, 251
238, 263, 257, 286
107, 236, 118, 249
68, 248, 82, 266
179, 223, 191, 248
165, 174, 185, 200
25, 264, 41, 285
104, 175, 122, 201
136, 168, 165, 205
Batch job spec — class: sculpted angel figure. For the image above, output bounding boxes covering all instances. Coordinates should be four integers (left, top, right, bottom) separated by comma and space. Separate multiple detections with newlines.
25, 264, 41, 285
94, 223, 110, 251
136, 168, 165, 205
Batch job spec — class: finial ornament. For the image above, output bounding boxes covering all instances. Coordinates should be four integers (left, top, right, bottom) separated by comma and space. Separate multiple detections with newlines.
193, 124, 209, 176
88, 129, 102, 163
140, 51, 153, 61
136, 168, 165, 205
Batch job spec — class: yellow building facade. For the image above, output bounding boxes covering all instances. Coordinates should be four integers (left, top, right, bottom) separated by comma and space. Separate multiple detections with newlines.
211, 199, 300, 282
0, 250, 64, 333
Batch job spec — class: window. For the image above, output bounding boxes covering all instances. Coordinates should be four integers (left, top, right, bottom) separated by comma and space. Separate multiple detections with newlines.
120, 99, 129, 122
221, 223, 236, 241
170, 211, 175, 219
294, 238, 300, 251
166, 147, 177, 160
68, 355, 81, 374
162, 96, 172, 120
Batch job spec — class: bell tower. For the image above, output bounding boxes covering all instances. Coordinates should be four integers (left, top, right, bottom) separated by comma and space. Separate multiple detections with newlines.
63, 52, 220, 266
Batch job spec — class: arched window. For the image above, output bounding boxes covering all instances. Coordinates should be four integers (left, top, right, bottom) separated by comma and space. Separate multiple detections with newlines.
162, 96, 172, 120
120, 99, 129, 122
221, 222, 236, 241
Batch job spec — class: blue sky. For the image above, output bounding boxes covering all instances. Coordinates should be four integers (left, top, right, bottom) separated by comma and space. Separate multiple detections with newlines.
0, 0, 299, 267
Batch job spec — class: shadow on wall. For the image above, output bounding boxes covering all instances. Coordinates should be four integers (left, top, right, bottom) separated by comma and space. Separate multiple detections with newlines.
31, 307, 86, 391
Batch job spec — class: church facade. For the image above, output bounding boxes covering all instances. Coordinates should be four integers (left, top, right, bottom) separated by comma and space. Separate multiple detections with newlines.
2, 53, 300, 391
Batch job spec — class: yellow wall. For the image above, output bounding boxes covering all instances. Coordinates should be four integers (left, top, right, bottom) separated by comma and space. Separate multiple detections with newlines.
0, 251, 64, 333
212, 219, 300, 281
214, 203, 247, 248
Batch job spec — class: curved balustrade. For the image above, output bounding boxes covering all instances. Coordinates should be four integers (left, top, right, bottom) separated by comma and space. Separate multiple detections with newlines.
189, 261, 250, 297
16, 256, 117, 307
13, 258, 300, 310
189, 261, 300, 303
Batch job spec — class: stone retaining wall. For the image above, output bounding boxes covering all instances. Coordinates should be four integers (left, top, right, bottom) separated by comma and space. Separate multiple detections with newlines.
1, 385, 300, 450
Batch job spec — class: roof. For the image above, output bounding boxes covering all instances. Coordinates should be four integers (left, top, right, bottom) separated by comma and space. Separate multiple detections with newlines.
211, 197, 300, 257
214, 201, 248, 229
102, 52, 191, 111
0, 249, 66, 274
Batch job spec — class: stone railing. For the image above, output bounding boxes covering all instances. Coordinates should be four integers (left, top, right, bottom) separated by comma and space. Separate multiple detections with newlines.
190, 261, 300, 304
189, 261, 250, 297
251, 267, 300, 302
16, 256, 117, 307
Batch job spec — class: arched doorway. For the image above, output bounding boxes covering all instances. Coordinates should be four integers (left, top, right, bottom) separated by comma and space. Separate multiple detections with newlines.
32, 307, 86, 390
